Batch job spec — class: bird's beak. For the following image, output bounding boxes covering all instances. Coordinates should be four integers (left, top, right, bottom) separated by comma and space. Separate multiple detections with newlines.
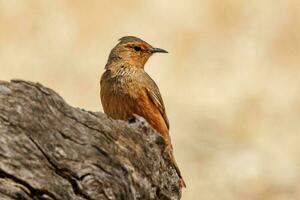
151, 47, 168, 53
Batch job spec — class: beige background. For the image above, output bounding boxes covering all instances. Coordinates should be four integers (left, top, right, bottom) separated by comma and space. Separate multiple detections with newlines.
1, 0, 300, 199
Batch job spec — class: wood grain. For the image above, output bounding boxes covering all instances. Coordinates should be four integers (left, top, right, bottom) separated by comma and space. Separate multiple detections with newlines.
0, 80, 181, 200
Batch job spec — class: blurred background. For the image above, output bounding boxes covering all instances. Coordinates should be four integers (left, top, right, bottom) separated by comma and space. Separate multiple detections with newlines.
1, 0, 300, 199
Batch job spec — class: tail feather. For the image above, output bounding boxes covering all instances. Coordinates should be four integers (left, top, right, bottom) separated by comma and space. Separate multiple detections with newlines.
168, 148, 186, 188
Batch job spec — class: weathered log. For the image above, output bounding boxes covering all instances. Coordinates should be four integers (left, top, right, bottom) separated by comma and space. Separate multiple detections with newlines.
0, 80, 181, 200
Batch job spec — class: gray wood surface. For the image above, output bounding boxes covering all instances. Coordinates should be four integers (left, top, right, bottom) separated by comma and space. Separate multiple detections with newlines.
0, 80, 181, 200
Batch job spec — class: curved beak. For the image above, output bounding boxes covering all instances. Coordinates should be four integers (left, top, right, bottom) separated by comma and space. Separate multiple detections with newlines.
151, 47, 168, 53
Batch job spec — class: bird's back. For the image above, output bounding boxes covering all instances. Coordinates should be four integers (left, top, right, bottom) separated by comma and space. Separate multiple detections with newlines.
100, 66, 170, 141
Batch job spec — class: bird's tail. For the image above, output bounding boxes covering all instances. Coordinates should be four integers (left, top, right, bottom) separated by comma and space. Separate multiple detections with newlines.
168, 147, 186, 188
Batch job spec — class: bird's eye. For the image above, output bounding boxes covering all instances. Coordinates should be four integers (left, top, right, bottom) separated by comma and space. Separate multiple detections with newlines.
134, 46, 142, 52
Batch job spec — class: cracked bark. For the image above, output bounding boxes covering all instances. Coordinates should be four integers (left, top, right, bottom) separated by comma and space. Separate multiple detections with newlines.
0, 80, 182, 200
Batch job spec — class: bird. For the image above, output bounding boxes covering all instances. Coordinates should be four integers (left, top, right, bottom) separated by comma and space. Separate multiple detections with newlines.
100, 36, 185, 187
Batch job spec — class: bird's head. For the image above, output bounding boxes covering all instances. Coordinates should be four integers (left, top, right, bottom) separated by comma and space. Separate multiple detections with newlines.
106, 36, 168, 69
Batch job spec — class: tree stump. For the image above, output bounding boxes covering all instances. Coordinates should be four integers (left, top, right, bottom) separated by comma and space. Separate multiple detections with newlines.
0, 80, 181, 200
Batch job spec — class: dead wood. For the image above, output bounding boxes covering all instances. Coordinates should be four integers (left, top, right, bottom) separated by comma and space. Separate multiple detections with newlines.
0, 80, 181, 200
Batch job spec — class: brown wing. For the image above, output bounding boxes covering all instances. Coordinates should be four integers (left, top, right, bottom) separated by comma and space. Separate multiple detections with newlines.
143, 76, 186, 186
143, 73, 169, 130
